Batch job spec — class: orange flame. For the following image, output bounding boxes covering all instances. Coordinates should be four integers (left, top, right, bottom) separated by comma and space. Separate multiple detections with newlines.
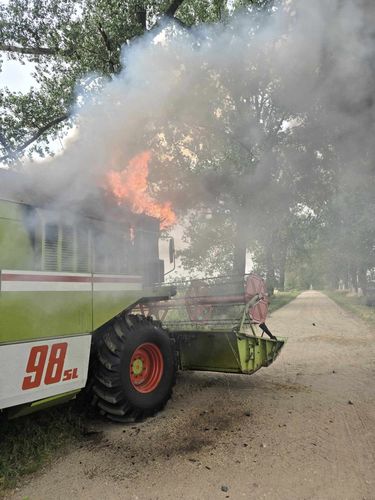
106, 151, 176, 229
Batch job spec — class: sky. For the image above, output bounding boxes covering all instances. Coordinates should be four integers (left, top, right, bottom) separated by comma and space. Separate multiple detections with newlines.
0, 61, 38, 169
1, 60, 36, 92
0, 0, 35, 91
0, 58, 68, 167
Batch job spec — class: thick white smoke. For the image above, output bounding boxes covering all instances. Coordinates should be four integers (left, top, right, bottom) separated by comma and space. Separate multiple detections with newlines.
20, 0, 374, 228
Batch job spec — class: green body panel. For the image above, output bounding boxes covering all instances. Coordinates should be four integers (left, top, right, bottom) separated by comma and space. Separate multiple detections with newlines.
92, 288, 153, 330
92, 288, 168, 330
0, 288, 175, 344
93, 292, 138, 330
237, 334, 285, 373
0, 220, 34, 269
179, 331, 240, 372
0, 292, 92, 344
0, 200, 36, 270
178, 330, 285, 374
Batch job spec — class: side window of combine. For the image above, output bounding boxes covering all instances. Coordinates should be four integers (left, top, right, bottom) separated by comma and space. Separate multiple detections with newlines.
61, 225, 74, 272
44, 224, 59, 271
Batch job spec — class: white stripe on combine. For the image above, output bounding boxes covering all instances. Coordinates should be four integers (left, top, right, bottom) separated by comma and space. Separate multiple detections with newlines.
93, 282, 142, 292
93, 274, 142, 292
2, 281, 91, 292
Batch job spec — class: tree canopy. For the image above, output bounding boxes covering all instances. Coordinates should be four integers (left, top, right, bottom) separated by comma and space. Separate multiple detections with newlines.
0, 0, 269, 162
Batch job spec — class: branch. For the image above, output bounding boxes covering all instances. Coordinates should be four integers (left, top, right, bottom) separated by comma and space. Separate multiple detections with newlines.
136, 8, 147, 30
1, 2, 187, 60
165, 0, 186, 17
17, 114, 69, 152
189, 122, 256, 157
0, 129, 12, 156
97, 23, 116, 73
148, 0, 188, 32
0, 43, 73, 57
0, 114, 69, 163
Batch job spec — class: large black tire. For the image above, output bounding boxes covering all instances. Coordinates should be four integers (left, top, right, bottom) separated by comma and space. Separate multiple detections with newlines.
92, 314, 177, 422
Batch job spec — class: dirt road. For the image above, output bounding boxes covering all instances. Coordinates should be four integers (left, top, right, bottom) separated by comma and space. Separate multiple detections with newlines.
9, 291, 375, 500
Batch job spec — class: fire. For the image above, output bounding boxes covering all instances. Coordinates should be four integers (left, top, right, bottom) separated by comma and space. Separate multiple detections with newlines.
106, 151, 176, 229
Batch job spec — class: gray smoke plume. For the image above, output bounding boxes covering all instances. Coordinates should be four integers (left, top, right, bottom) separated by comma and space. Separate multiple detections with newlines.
14, 0, 374, 254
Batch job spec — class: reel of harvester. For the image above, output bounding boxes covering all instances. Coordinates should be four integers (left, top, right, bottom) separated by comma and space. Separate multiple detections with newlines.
185, 280, 213, 322
183, 273, 270, 327
244, 273, 269, 324
135, 274, 285, 376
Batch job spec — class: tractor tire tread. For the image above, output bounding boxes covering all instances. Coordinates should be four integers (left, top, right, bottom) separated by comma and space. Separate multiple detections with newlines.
91, 314, 177, 421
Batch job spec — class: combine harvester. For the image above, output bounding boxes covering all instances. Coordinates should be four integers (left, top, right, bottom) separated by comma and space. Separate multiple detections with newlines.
0, 171, 284, 421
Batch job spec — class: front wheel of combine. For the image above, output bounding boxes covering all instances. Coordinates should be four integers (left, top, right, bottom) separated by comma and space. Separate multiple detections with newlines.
93, 315, 177, 422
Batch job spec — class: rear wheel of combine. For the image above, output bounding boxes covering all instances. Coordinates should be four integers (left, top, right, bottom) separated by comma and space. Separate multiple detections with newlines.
93, 315, 177, 422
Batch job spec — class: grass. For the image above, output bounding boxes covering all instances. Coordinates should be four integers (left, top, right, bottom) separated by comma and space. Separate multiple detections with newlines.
325, 290, 375, 328
268, 290, 300, 313
0, 405, 86, 495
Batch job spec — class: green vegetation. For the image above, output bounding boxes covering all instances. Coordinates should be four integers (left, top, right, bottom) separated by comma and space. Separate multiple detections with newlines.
326, 291, 375, 328
268, 290, 300, 314
0, 406, 85, 494
0, 0, 268, 164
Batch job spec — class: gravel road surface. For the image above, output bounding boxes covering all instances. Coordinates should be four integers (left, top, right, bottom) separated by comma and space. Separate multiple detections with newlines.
9, 291, 375, 500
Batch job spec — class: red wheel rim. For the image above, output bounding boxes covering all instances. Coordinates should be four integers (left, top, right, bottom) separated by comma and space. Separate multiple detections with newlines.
129, 343, 164, 393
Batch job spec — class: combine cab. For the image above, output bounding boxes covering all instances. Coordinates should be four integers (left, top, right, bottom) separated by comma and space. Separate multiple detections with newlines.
0, 172, 285, 421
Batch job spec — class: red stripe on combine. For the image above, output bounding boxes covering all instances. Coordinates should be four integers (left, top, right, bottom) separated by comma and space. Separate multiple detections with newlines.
1, 274, 142, 283
1, 274, 91, 283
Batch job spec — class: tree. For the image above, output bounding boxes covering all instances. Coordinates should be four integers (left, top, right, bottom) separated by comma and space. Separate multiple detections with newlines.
173, 0, 375, 284
149, 27, 298, 278
0, 0, 215, 163
1, 0, 271, 164
313, 173, 375, 293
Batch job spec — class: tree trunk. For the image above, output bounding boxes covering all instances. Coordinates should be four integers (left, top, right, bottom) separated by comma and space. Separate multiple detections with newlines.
358, 266, 368, 296
278, 263, 285, 292
232, 241, 247, 277
344, 264, 350, 290
278, 241, 287, 292
232, 214, 247, 277
332, 274, 339, 290
266, 242, 275, 296
349, 263, 358, 293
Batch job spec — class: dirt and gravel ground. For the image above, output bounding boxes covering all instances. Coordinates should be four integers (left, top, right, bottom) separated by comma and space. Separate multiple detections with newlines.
8, 291, 375, 500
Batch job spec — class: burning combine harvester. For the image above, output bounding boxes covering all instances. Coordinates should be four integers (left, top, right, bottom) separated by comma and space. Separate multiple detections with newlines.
0, 163, 284, 421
